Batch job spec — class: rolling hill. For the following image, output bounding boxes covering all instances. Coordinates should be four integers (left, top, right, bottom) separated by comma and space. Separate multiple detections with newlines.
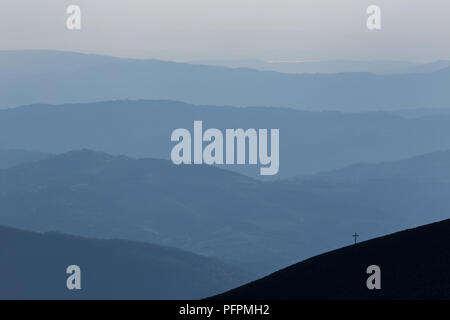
214, 219, 450, 300
307, 149, 450, 181
1, 149, 450, 276
1, 50, 450, 112
0, 225, 250, 299
0, 150, 292, 274
2, 100, 450, 178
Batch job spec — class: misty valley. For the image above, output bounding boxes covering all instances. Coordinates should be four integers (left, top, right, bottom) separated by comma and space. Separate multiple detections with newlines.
1, 50, 450, 300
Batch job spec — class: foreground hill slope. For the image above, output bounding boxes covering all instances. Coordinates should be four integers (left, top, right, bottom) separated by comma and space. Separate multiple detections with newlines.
214, 219, 450, 300
0, 225, 250, 299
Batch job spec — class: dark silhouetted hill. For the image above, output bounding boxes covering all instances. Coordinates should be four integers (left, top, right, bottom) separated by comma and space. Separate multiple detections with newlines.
0, 225, 250, 299
214, 219, 450, 300
1, 50, 450, 112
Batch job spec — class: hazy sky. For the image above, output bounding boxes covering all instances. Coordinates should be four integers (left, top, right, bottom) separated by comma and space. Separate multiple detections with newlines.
1, 0, 449, 62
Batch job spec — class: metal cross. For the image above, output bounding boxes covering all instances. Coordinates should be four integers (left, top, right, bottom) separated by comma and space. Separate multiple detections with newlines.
353, 232, 359, 244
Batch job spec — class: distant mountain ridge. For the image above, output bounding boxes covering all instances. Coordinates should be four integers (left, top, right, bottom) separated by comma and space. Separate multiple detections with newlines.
213, 219, 450, 300
3, 100, 450, 178
0, 225, 250, 299
187, 59, 419, 74
0, 149, 50, 169
397, 60, 450, 74
1, 50, 450, 112
306, 149, 450, 181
